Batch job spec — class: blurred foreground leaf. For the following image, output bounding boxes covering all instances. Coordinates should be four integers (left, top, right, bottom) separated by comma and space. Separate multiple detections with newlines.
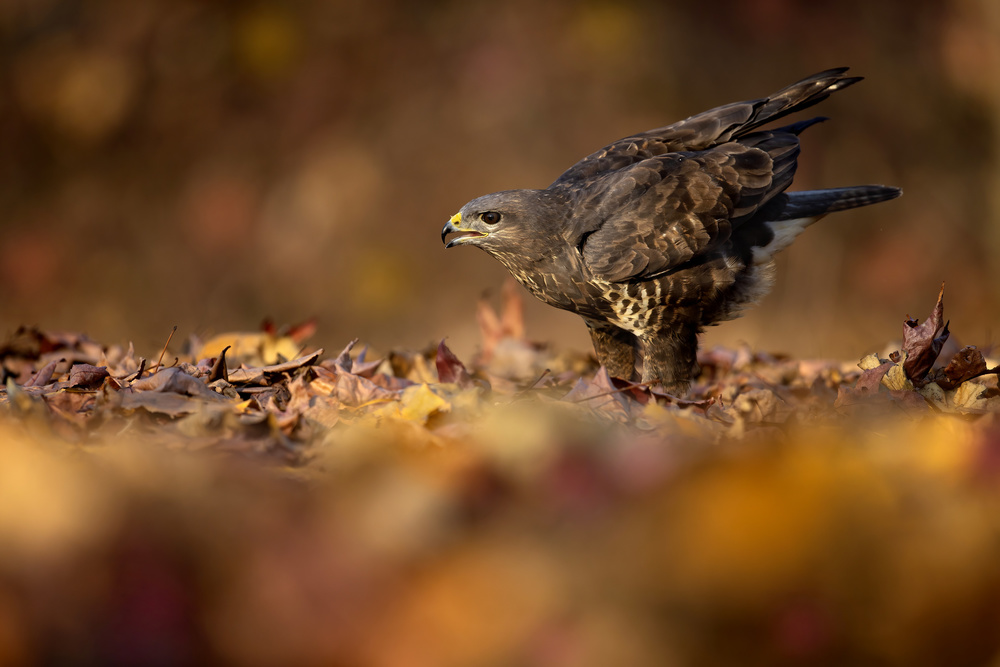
0, 289, 999, 665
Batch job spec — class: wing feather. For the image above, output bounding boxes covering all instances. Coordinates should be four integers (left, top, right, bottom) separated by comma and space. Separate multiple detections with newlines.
551, 67, 856, 188
579, 138, 796, 283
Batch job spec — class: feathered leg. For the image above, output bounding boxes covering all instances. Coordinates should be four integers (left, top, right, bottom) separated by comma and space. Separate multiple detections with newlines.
640, 327, 700, 393
585, 320, 638, 381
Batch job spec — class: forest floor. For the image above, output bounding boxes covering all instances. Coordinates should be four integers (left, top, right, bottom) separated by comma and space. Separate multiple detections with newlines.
1, 283, 998, 666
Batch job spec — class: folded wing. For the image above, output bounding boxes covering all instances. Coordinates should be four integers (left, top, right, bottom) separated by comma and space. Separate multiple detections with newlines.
550, 67, 859, 189
577, 126, 805, 283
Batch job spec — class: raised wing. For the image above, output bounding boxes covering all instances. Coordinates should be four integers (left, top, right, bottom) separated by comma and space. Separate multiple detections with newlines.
551, 67, 859, 189
578, 130, 802, 283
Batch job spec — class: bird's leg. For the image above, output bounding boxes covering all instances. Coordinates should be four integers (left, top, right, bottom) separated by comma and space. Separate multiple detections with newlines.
639, 327, 700, 394
585, 320, 639, 381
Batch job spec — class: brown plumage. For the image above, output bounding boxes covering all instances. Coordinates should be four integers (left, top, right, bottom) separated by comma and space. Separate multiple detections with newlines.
441, 68, 901, 391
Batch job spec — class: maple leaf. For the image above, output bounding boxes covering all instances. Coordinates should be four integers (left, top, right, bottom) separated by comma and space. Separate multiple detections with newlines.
854, 355, 893, 394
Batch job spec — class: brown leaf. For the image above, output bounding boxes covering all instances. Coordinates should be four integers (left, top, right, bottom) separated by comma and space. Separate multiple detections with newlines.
24, 358, 62, 387
285, 318, 317, 343
436, 340, 474, 388
563, 367, 631, 421
208, 345, 230, 383
333, 339, 358, 373
855, 360, 893, 394
933, 346, 988, 390
368, 372, 415, 392
349, 346, 382, 378
333, 372, 395, 407
226, 367, 265, 386
44, 388, 95, 421
476, 278, 525, 363
121, 391, 216, 416
352, 358, 382, 378
259, 350, 322, 375
499, 278, 525, 340
68, 364, 109, 389
130, 367, 225, 400
227, 350, 323, 386
887, 389, 931, 415
902, 284, 949, 385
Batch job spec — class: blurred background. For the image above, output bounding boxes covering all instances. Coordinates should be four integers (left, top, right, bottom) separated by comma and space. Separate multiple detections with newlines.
0, 0, 997, 360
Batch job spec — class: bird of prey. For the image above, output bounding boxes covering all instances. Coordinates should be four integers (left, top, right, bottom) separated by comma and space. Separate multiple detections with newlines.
441, 68, 901, 391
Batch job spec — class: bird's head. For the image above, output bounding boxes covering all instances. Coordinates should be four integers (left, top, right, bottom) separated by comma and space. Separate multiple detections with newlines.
441, 189, 568, 259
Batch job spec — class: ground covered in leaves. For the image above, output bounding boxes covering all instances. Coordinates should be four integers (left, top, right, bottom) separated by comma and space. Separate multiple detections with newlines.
1, 285, 999, 666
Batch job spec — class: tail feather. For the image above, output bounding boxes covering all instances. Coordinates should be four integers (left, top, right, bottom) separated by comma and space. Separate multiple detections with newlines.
776, 185, 902, 221
748, 185, 901, 265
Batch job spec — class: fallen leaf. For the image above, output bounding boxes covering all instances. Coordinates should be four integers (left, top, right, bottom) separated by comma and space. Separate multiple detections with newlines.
918, 382, 947, 410
227, 350, 322, 385
198, 330, 303, 367
208, 346, 231, 383
902, 284, 949, 385
399, 384, 451, 424
24, 358, 61, 387
334, 372, 396, 407
858, 353, 885, 371
934, 346, 988, 390
881, 364, 914, 392
950, 381, 990, 412
562, 368, 631, 421
855, 359, 893, 394
68, 364, 109, 389
130, 367, 226, 400
332, 339, 358, 374
121, 391, 217, 416
477, 278, 525, 363
436, 340, 474, 388
732, 388, 782, 422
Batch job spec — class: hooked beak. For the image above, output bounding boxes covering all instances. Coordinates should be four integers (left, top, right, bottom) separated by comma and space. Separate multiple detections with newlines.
441, 212, 487, 248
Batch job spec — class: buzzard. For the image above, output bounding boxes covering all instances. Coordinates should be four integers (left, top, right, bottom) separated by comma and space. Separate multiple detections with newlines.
441, 68, 901, 391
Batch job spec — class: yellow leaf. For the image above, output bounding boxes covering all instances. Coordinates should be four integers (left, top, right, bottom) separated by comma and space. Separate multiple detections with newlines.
859, 353, 884, 370
949, 381, 988, 411
399, 384, 450, 424
198, 332, 301, 366
882, 364, 914, 391
918, 382, 947, 409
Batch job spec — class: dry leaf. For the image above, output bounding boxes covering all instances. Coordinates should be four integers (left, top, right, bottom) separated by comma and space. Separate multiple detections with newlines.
934, 346, 988, 390
68, 364, 109, 389
130, 367, 226, 400
882, 364, 914, 392
435, 340, 474, 388
24, 358, 61, 387
902, 284, 949, 385
399, 384, 450, 424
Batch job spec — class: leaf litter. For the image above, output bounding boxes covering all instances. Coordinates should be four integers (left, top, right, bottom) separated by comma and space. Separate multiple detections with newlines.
1, 283, 1000, 665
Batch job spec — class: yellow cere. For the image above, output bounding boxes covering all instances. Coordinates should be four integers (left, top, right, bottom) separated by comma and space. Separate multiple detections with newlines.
450, 212, 462, 225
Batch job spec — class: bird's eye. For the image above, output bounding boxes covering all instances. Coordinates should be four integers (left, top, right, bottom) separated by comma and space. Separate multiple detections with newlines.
480, 211, 501, 225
